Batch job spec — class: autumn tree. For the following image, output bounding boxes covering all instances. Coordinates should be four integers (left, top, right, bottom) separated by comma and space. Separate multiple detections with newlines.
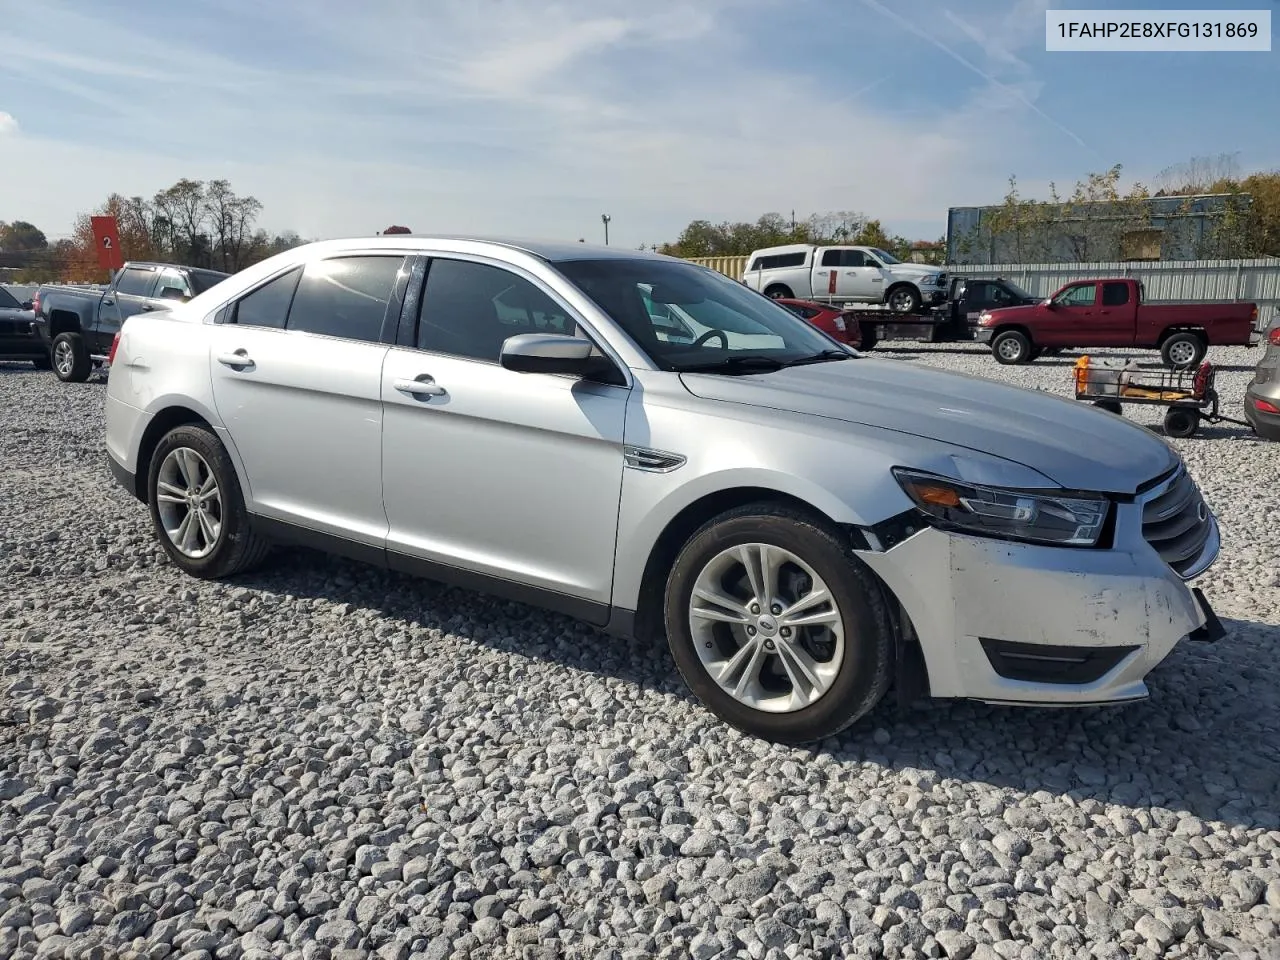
659, 210, 916, 260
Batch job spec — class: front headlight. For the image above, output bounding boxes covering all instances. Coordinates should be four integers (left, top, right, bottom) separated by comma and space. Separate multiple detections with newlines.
978, 312, 993, 325
893, 469, 1110, 547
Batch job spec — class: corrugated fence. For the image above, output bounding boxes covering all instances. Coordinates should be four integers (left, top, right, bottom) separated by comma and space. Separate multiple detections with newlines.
685, 255, 1280, 329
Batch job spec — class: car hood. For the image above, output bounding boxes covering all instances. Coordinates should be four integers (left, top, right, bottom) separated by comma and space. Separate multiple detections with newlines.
679, 358, 1178, 494
887, 264, 941, 278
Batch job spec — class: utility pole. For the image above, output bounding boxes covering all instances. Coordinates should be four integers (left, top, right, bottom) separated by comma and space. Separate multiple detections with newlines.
601, 214, 611, 246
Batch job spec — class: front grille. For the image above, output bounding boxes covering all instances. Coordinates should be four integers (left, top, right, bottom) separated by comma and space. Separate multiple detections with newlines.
1142, 467, 1213, 578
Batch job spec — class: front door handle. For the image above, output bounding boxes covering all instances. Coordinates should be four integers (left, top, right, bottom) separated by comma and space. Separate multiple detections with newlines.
217, 350, 255, 369
141, 304, 155, 312
394, 376, 446, 397
102, 298, 115, 306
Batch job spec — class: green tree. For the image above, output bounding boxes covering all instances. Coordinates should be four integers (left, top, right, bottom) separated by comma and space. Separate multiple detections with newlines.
0, 220, 48, 251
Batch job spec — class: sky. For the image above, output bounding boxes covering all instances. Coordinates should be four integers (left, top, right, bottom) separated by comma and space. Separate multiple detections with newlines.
0, 0, 1277, 249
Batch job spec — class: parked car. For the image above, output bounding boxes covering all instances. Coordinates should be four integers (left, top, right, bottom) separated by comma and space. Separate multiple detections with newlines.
1244, 321, 1280, 441
0, 286, 47, 368
35, 262, 229, 381
105, 237, 1222, 743
774, 298, 861, 348
741, 244, 947, 314
974, 277, 1261, 367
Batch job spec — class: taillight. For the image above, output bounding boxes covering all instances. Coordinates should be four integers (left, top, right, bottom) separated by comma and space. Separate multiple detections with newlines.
1269, 327, 1280, 346
1255, 397, 1280, 415
31, 294, 40, 315
107, 332, 121, 364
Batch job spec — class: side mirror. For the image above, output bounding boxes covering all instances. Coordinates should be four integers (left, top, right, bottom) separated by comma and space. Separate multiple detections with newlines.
500, 333, 601, 377
1043, 299, 1056, 309
20, 299, 33, 311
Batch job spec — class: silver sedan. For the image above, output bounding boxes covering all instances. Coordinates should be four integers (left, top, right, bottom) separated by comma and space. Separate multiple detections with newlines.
103, 237, 1222, 743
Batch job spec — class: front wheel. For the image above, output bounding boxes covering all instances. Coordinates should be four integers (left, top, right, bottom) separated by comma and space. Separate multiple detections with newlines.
763, 284, 793, 300
991, 330, 1033, 365
663, 505, 893, 744
1161, 333, 1205, 369
886, 285, 921, 314
147, 424, 271, 579
51, 332, 91, 382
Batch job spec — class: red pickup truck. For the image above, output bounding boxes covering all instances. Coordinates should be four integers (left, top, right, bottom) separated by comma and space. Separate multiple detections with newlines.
974, 277, 1261, 367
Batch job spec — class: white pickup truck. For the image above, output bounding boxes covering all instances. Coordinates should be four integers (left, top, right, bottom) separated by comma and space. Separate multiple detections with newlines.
741, 243, 948, 314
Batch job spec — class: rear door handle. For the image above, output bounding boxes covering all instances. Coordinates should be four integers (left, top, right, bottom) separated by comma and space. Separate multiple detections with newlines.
394, 376, 446, 397
217, 350, 255, 369
102, 298, 115, 306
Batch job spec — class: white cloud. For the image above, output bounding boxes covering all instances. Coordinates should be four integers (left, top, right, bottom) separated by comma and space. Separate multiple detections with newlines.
0, 112, 18, 136
0, 0, 1083, 245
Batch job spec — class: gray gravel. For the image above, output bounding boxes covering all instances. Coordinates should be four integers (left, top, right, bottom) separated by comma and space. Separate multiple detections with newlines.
2, 344, 1279, 960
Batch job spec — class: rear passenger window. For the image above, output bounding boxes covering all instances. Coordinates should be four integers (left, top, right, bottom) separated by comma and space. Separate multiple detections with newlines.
287, 257, 404, 342
115, 268, 156, 297
1102, 282, 1130, 306
231, 267, 302, 329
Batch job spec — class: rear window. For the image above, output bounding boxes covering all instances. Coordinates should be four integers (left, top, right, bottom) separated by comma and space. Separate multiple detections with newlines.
286, 256, 404, 343
231, 267, 302, 329
190, 271, 228, 295
749, 252, 807, 271
1102, 282, 1130, 306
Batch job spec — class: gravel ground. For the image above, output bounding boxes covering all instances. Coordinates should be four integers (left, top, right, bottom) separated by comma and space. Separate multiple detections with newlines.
2, 344, 1279, 960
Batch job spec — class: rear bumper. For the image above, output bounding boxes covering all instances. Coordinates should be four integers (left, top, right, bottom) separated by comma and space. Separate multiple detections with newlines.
1244, 385, 1280, 441
107, 450, 139, 499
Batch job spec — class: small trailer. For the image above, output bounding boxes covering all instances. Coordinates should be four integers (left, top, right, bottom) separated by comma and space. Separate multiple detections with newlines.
1072, 355, 1252, 438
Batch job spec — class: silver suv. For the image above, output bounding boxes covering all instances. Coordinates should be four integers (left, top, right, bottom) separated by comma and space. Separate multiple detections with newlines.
105, 237, 1223, 743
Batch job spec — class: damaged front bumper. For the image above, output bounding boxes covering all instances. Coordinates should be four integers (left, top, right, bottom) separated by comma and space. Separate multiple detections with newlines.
857, 509, 1221, 707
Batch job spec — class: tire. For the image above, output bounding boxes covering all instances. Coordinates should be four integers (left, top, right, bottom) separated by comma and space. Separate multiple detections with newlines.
146, 424, 271, 579
30, 355, 51, 371
886, 285, 921, 314
51, 332, 91, 382
1161, 332, 1205, 369
764, 284, 793, 300
1163, 407, 1201, 439
991, 329, 1032, 365
663, 504, 894, 744
1092, 399, 1123, 416
858, 322, 878, 351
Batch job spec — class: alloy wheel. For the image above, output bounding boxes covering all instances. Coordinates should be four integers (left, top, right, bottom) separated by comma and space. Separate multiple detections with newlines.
54, 341, 73, 377
155, 447, 223, 559
688, 542, 845, 713
1168, 340, 1196, 366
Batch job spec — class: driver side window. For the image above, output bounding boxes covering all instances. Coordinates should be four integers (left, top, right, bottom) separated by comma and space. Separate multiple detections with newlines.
1056, 284, 1097, 307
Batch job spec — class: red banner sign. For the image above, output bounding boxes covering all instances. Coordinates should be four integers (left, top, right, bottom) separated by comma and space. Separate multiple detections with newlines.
91, 216, 124, 272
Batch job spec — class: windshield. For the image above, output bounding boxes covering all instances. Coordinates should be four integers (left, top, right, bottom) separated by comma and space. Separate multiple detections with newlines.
554, 258, 844, 372
870, 248, 901, 265
1002, 280, 1035, 300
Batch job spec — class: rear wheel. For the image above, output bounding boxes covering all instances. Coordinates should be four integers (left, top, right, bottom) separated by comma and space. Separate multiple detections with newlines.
764, 284, 793, 300
663, 504, 893, 744
1163, 407, 1201, 438
991, 330, 1032, 365
147, 424, 271, 579
857, 322, 878, 351
1161, 332, 1205, 369
51, 332, 91, 382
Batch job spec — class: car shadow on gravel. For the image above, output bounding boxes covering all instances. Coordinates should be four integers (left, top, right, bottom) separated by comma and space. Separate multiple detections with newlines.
235, 547, 1279, 830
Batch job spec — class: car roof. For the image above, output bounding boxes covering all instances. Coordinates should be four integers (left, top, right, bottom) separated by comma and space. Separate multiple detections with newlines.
312, 235, 674, 265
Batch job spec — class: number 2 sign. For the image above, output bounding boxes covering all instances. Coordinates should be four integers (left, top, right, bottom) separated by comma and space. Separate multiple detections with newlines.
91, 216, 124, 272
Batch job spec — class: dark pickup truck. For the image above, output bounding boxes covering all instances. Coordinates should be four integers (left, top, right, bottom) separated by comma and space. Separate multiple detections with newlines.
0, 286, 47, 368
852, 276, 1040, 349
35, 261, 229, 382
974, 277, 1261, 367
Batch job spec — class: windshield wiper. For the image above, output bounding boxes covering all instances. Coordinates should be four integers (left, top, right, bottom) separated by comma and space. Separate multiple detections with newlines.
676, 355, 786, 375
784, 349, 852, 367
